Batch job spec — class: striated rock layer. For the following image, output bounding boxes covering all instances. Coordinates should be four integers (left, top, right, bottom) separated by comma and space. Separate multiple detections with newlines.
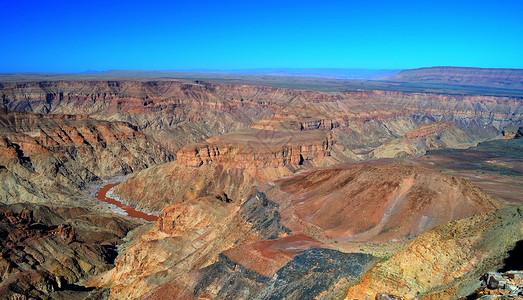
0, 81, 289, 151
0, 203, 137, 299
176, 128, 339, 168
261, 163, 503, 242
2, 81, 520, 153
370, 122, 493, 158
113, 126, 351, 213
345, 204, 523, 299
0, 110, 173, 205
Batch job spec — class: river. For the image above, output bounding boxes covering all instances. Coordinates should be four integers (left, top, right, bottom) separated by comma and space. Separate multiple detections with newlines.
95, 183, 159, 222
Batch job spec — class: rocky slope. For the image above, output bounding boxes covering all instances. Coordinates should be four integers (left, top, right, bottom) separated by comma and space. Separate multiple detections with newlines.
110, 160, 294, 214
370, 122, 492, 158
101, 163, 503, 299
345, 204, 523, 299
387, 66, 523, 90
0, 202, 137, 299
261, 163, 503, 242
0, 110, 173, 205
101, 191, 377, 300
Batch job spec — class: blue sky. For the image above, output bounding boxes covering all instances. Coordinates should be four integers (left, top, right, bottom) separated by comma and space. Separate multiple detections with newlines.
1, 0, 522, 72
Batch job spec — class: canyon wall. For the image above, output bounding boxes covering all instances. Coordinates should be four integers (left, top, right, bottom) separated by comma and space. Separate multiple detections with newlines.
370, 122, 497, 158
0, 203, 137, 299
2, 81, 521, 153
0, 110, 173, 204
176, 129, 337, 168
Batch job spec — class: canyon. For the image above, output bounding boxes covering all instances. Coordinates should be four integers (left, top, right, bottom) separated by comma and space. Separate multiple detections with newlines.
0, 72, 522, 299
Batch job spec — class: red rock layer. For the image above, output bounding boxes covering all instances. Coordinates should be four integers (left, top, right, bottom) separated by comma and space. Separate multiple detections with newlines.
176, 129, 335, 168
0, 110, 173, 204
263, 163, 503, 242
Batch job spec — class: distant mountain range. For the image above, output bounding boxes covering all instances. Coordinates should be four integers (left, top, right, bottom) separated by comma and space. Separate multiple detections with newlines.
386, 66, 523, 90
174, 68, 401, 80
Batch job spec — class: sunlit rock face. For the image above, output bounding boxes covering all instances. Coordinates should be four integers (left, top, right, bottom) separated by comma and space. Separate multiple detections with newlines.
0, 110, 173, 204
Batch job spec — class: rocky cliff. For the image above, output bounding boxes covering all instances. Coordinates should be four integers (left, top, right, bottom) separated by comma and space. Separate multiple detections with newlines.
176, 128, 338, 168
112, 124, 352, 213
0, 110, 173, 204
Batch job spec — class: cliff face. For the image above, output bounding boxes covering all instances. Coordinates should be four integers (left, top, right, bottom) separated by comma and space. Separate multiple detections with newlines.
176, 128, 337, 168
344, 205, 523, 299
0, 110, 173, 204
387, 66, 523, 90
112, 125, 350, 213
0, 81, 289, 151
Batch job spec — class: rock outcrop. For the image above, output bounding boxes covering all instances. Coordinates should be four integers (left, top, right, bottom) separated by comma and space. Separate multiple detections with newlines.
471, 271, 523, 298
370, 122, 491, 158
176, 128, 338, 168
0, 203, 137, 299
502, 125, 523, 139
102, 195, 252, 299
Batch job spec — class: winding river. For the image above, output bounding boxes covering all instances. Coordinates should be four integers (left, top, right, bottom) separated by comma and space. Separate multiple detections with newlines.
96, 183, 159, 222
